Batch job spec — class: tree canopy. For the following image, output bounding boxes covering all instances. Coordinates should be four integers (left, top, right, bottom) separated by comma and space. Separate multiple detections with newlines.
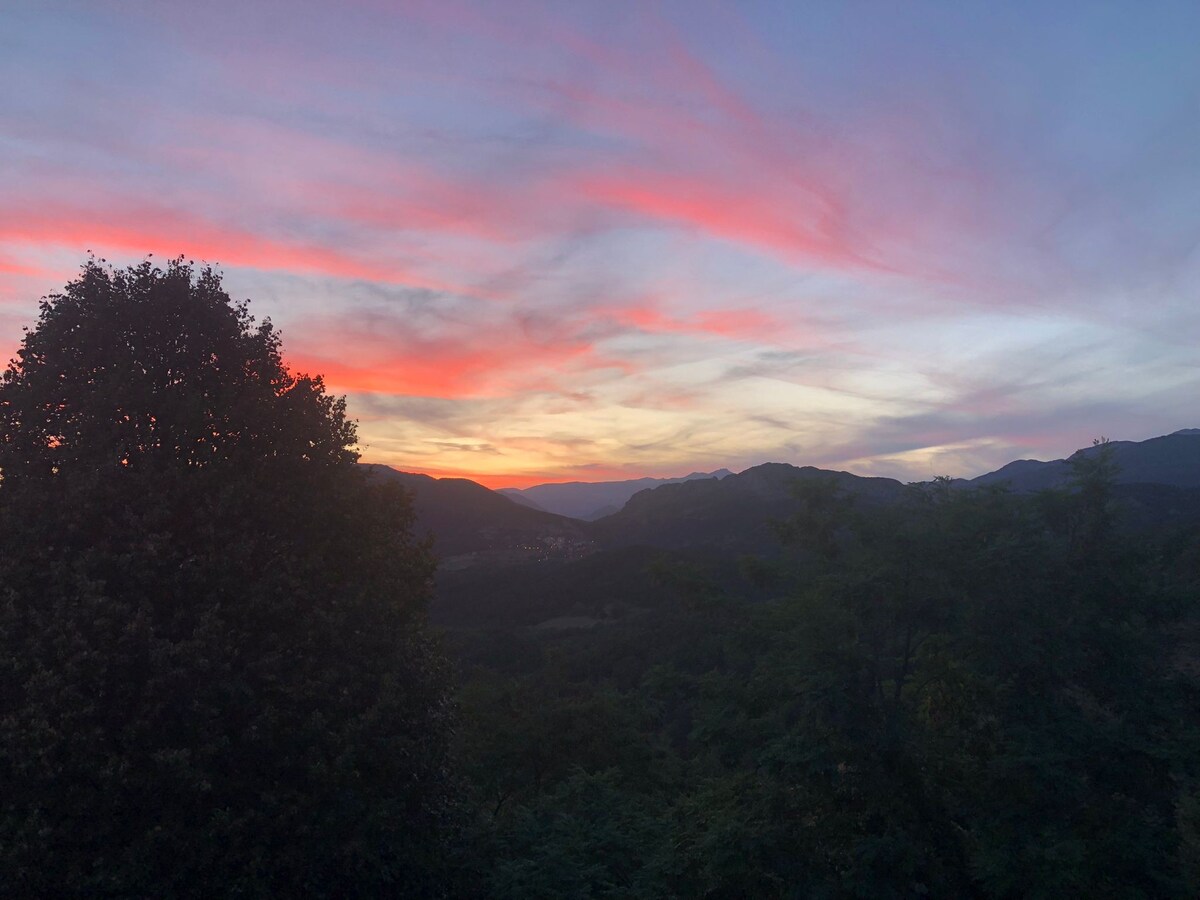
451, 460, 1200, 897
0, 259, 458, 897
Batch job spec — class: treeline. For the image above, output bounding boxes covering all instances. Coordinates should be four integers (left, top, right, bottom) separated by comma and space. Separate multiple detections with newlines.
451, 450, 1200, 897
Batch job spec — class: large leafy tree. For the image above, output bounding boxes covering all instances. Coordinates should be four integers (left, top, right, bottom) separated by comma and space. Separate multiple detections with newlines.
0, 259, 458, 896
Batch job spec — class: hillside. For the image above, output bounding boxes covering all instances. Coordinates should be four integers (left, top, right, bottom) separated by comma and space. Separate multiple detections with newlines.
498, 469, 732, 520
586, 462, 907, 552
371, 430, 1200, 567
362, 465, 592, 564
970, 430, 1200, 491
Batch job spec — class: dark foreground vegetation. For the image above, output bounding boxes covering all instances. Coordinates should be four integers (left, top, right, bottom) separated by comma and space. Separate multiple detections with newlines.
453, 462, 1200, 897
2, 260, 1198, 897
0, 261, 459, 896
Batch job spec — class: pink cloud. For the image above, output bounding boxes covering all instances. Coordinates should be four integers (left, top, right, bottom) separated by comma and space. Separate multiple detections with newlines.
574, 170, 879, 271
446, 10, 944, 282
599, 302, 780, 341
284, 313, 635, 399
0, 203, 462, 292
150, 114, 577, 273
327, 175, 546, 246
0, 254, 47, 278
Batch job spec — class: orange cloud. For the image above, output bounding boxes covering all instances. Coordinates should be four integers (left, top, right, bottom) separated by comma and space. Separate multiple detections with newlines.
286, 349, 527, 398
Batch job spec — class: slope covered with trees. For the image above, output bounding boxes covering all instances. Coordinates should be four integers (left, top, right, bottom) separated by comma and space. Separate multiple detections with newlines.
970, 430, 1200, 492
366, 465, 591, 561
497, 469, 732, 521
451, 453, 1200, 897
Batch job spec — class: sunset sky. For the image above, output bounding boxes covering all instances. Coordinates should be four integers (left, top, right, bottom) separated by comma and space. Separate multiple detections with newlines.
3, 1, 1198, 487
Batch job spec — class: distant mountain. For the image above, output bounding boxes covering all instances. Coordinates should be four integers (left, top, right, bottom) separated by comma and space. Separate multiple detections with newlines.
587, 463, 906, 552
498, 469, 732, 520
501, 492, 548, 512
970, 430, 1200, 492
419, 433, 1200, 631
370, 430, 1200, 570
362, 465, 592, 564
584, 431, 1200, 552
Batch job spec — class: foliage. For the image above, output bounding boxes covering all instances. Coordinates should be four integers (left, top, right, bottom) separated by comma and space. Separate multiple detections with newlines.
0, 259, 458, 897
454, 455, 1200, 897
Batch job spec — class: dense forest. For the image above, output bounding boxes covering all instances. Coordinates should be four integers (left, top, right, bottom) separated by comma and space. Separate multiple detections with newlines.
2, 261, 1199, 897
449, 457, 1200, 898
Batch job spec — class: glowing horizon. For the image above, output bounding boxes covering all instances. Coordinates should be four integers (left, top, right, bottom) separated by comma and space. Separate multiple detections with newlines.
2, 1, 1198, 487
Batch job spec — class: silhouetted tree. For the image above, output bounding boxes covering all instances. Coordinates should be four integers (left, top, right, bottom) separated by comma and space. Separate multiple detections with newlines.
0, 259, 458, 897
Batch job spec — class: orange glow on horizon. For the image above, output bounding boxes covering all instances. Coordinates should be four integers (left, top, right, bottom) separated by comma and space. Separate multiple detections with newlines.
362, 460, 671, 491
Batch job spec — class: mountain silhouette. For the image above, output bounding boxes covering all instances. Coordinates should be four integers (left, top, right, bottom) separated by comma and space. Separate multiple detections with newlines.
370, 429, 1200, 565
498, 469, 732, 520
969, 430, 1200, 491
587, 463, 906, 551
362, 465, 591, 563
378, 430, 1200, 629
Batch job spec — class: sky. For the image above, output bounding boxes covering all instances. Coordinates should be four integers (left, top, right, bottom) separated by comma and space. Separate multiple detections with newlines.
2, 1, 1198, 488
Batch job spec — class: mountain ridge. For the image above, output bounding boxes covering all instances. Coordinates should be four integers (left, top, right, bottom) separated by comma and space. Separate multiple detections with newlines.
362, 465, 592, 564
373, 429, 1200, 563
497, 469, 732, 519
967, 430, 1200, 492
